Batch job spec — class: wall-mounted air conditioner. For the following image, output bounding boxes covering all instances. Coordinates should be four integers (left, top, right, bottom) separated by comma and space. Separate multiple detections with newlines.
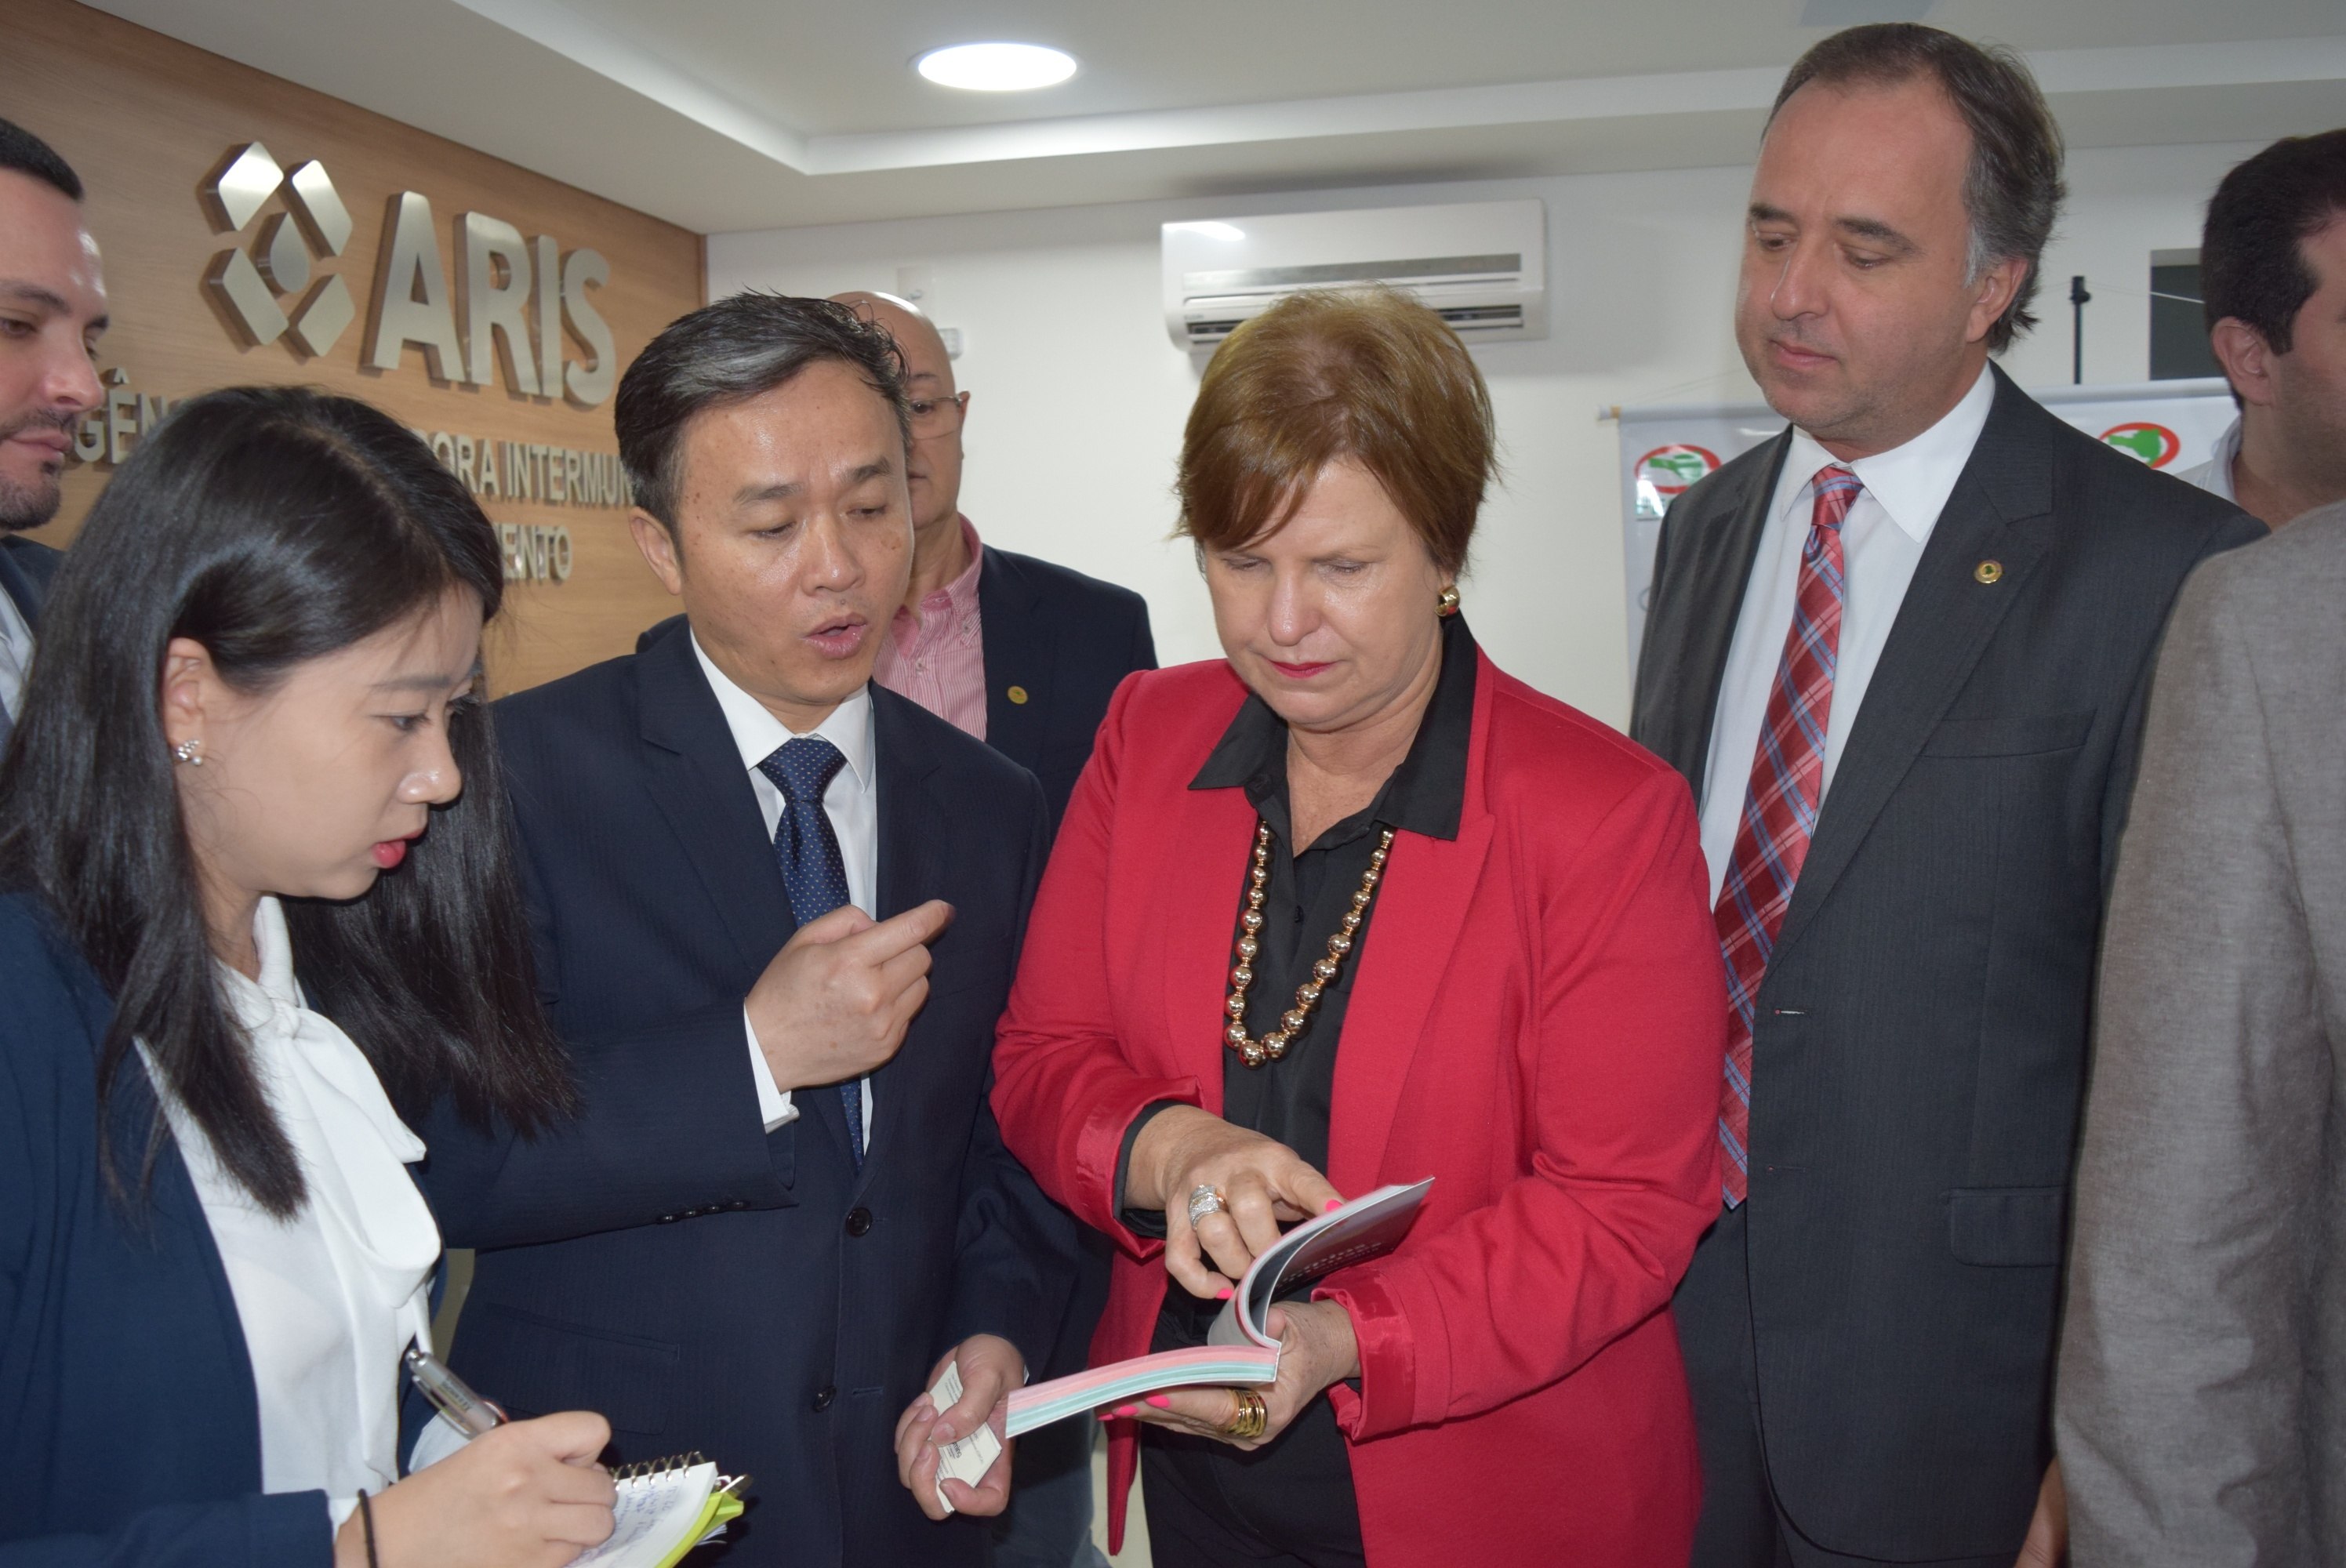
1161, 199, 1547, 354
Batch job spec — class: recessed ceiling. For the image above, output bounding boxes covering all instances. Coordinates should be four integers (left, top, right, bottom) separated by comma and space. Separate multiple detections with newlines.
83, 0, 2346, 233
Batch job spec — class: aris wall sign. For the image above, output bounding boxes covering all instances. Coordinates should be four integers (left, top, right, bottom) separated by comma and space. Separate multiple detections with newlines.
87, 140, 652, 588
201, 142, 617, 407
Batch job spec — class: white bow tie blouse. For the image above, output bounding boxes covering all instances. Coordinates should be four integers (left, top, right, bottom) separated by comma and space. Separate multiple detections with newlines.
143, 895, 441, 1522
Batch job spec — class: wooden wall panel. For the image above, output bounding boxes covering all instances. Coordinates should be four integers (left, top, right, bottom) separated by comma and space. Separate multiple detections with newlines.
1, 0, 703, 692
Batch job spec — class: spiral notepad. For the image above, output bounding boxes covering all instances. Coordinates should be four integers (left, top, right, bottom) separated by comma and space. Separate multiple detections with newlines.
568, 1450, 746, 1568
411, 1420, 746, 1568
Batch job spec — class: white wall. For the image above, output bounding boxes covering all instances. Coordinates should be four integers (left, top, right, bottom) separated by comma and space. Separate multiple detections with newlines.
708, 140, 2261, 728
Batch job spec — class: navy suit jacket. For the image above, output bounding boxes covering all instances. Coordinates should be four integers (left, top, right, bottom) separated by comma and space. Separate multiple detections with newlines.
0, 536, 60, 629
423, 628, 1077, 1568
973, 546, 1153, 826
0, 893, 332, 1568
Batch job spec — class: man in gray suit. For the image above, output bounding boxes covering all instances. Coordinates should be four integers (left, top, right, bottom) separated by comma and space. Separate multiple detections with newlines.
1632, 23, 2261, 1567
2058, 499, 2346, 1565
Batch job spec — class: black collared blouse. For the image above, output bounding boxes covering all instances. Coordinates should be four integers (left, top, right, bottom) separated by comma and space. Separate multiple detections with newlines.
1186, 612, 1476, 1171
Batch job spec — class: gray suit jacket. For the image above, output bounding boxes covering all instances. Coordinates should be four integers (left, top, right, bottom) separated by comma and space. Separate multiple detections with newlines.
2058, 499, 2346, 1566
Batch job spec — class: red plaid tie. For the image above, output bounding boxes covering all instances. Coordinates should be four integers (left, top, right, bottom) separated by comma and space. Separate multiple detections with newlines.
1714, 465, 1861, 1207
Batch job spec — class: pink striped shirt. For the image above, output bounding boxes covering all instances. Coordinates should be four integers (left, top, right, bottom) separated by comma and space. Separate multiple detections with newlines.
875, 515, 988, 741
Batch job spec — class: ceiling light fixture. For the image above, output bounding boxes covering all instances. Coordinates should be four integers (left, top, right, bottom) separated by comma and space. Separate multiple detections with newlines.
1167, 221, 1245, 241
916, 42, 1077, 93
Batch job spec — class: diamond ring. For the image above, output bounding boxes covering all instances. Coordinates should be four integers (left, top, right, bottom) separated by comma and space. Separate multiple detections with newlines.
1186, 1184, 1226, 1227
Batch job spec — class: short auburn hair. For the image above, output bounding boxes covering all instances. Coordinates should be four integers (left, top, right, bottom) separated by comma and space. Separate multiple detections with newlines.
1177, 288, 1494, 576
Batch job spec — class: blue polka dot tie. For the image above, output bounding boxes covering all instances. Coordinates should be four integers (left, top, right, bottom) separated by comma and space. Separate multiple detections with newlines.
757, 736, 864, 1167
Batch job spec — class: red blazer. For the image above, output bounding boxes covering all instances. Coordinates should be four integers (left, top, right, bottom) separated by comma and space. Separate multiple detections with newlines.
992, 652, 1729, 1564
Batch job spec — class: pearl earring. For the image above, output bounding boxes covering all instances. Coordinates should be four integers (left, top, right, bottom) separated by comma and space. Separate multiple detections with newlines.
172, 739, 204, 767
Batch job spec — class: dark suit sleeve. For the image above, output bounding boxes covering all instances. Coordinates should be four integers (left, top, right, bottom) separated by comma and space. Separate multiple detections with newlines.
418, 819, 790, 1250
1127, 597, 1157, 675
937, 772, 1081, 1367
0, 927, 335, 1568
0, 1499, 331, 1568
1628, 495, 1680, 739
2094, 510, 2266, 887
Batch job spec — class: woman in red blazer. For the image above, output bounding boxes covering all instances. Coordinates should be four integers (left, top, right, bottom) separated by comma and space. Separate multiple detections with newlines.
986, 290, 1727, 1566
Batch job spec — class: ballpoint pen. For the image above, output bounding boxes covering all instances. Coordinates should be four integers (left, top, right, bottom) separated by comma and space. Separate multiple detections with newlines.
404, 1343, 507, 1438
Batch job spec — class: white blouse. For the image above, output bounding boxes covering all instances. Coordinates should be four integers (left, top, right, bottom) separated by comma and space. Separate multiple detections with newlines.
145, 896, 441, 1519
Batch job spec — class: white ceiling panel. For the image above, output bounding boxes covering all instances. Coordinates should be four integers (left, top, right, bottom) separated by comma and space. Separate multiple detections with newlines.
82, 0, 2346, 232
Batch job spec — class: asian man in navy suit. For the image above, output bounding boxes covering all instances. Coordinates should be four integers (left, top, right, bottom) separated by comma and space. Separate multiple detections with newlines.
626, 294, 1155, 1568
422, 293, 1078, 1567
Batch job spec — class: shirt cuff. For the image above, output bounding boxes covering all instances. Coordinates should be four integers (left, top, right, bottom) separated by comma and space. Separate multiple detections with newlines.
744, 1009, 799, 1134
1114, 1099, 1182, 1239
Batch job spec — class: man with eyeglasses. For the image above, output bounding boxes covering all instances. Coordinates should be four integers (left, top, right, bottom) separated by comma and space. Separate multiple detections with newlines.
830, 291, 1156, 833
830, 290, 1152, 1568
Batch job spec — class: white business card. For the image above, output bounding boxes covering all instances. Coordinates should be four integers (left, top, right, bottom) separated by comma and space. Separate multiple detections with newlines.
928, 1362, 1004, 1512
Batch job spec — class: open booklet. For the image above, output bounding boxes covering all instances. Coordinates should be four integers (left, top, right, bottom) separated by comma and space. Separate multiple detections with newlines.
409, 1420, 745, 1568
1000, 1178, 1434, 1438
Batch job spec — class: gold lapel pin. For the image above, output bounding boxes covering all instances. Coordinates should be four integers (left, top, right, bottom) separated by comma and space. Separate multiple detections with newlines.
1007, 684, 1030, 705
1974, 560, 2003, 585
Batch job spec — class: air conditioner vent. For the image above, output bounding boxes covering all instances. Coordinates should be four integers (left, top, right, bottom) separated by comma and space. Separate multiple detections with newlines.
1180, 253, 1523, 293
1163, 201, 1545, 353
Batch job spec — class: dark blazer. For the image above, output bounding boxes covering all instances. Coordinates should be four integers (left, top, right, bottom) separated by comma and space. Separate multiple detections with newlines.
422, 627, 1078, 1568
0, 893, 332, 1567
1630, 365, 2264, 1560
974, 545, 1154, 825
0, 536, 61, 628
636, 544, 1153, 829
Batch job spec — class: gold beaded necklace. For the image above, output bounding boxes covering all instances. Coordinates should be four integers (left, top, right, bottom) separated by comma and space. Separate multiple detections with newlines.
1222, 820, 1396, 1069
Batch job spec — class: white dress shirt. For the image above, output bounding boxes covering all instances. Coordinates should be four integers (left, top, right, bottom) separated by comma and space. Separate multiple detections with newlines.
691, 631, 878, 1149
0, 582, 32, 726
2179, 415, 2241, 506
147, 897, 439, 1526
1698, 364, 1996, 904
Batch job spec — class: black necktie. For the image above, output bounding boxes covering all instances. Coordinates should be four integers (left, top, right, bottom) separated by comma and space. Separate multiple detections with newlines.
756, 736, 864, 1167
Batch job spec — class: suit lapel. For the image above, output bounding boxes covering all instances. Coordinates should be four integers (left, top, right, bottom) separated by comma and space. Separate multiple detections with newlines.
634, 627, 799, 976
857, 688, 950, 1189
1640, 435, 1787, 789
0, 542, 45, 627
979, 547, 1052, 766
1769, 367, 2057, 966
1325, 658, 1496, 1195
873, 685, 949, 926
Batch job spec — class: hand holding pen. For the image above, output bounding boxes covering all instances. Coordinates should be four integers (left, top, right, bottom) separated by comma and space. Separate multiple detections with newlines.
331, 1345, 616, 1568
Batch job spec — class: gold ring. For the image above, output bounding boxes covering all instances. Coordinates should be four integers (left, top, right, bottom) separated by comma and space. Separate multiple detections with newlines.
1223, 1388, 1268, 1441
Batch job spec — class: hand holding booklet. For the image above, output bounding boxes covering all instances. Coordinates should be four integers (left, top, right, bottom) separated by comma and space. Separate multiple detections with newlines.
997, 1178, 1434, 1438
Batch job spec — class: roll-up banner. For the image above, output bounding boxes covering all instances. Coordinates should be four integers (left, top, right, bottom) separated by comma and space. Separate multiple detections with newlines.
1616, 376, 2237, 666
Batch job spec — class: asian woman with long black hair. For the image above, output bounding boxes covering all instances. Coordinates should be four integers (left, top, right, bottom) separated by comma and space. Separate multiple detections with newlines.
0, 386, 615, 1566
